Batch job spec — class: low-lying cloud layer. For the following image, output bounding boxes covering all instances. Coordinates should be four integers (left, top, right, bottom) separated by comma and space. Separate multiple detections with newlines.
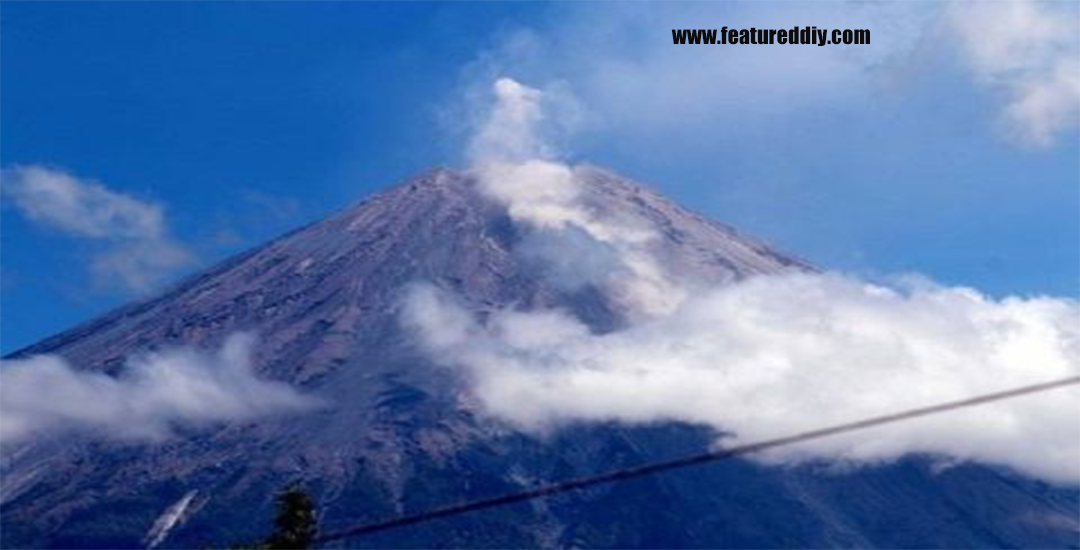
1, 165, 193, 294
0, 334, 318, 443
404, 274, 1079, 485
405, 78, 1080, 485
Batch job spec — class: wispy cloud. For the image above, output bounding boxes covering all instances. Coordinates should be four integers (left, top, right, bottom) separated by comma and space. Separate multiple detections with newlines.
948, 0, 1080, 146
0, 334, 319, 443
1, 165, 194, 293
452, 1, 1077, 148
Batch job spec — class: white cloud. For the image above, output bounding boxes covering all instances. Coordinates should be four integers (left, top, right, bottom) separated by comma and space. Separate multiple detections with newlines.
1, 165, 194, 293
467, 79, 685, 316
468, 78, 552, 164
403, 274, 1080, 485
949, 0, 1080, 146
0, 333, 319, 443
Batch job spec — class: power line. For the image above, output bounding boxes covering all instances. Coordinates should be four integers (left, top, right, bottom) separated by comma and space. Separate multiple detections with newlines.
314, 375, 1080, 545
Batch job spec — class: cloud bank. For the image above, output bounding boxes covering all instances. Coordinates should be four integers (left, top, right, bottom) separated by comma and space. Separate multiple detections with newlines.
404, 78, 1080, 485
404, 275, 1079, 485
0, 334, 318, 443
1, 165, 194, 293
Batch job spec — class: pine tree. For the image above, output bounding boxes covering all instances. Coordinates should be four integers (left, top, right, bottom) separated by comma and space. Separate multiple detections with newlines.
264, 484, 317, 550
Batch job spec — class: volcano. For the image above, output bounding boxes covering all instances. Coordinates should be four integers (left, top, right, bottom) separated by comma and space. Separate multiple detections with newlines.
1, 167, 1076, 549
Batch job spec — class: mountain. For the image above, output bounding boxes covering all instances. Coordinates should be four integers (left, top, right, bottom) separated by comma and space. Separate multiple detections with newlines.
2, 167, 1076, 549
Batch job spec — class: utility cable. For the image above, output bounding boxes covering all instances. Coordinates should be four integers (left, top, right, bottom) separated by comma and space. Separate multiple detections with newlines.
314, 375, 1080, 544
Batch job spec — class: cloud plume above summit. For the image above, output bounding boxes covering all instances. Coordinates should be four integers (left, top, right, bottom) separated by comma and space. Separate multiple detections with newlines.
466, 79, 686, 316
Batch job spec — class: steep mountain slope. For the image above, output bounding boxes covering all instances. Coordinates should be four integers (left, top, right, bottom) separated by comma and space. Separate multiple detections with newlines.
2, 168, 1076, 549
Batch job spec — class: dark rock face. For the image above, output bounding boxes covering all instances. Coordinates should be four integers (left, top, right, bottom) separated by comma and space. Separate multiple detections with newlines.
1, 168, 1076, 549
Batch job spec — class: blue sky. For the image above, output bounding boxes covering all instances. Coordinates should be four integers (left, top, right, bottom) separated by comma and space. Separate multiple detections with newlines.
2, 1, 1077, 353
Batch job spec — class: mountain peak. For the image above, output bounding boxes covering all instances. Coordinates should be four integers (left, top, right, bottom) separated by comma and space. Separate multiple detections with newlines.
10, 165, 809, 366
2, 165, 817, 548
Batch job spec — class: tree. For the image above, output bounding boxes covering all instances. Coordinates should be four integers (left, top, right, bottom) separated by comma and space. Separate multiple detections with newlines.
264, 484, 318, 550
